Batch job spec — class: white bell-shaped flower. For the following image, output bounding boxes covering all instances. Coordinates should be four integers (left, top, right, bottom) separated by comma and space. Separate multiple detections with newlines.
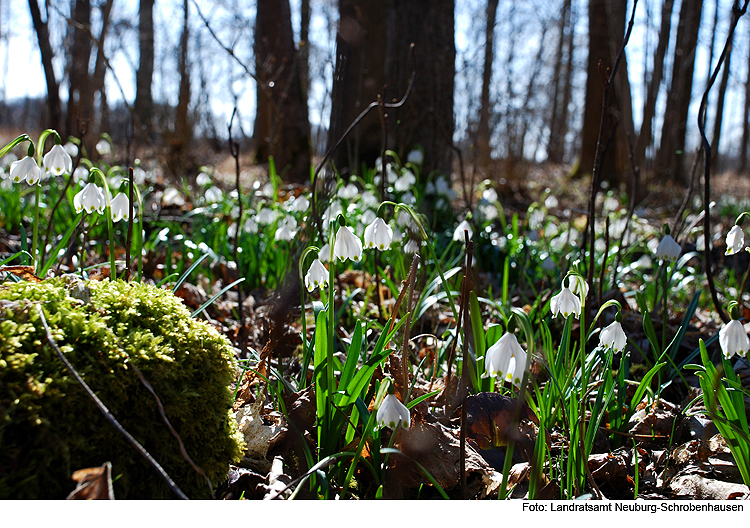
550, 285, 581, 319
73, 166, 89, 183
338, 183, 358, 200
482, 333, 528, 388
394, 170, 416, 192
9, 156, 41, 185
453, 219, 473, 242
257, 207, 278, 225
205, 186, 223, 203
292, 195, 310, 212
305, 259, 329, 292
376, 393, 410, 430
719, 319, 750, 359
64, 142, 78, 157
110, 192, 130, 222
319, 243, 331, 263
655, 234, 681, 262
404, 239, 420, 254
96, 139, 111, 155
567, 274, 589, 299
43, 144, 73, 176
407, 149, 423, 165
74, 183, 106, 214
599, 321, 627, 353
364, 217, 393, 251
333, 225, 363, 262
725, 225, 745, 256
275, 217, 297, 241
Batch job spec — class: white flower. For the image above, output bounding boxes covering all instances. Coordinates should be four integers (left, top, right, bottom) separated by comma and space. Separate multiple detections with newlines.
385, 163, 398, 183
360, 209, 377, 227
453, 219, 473, 242
401, 191, 416, 205
305, 259, 329, 292
395, 170, 416, 192
482, 188, 498, 202
338, 183, 358, 200
63, 142, 78, 157
205, 186, 223, 203
360, 191, 379, 208
275, 217, 297, 241
655, 234, 681, 262
292, 195, 310, 212
74, 183, 106, 214
376, 394, 410, 430
550, 285, 581, 319
725, 225, 745, 256
196, 172, 212, 186
9, 156, 41, 185
434, 177, 455, 199
333, 226, 363, 262
243, 217, 258, 234
110, 192, 130, 222
133, 167, 147, 185
403, 239, 420, 254
719, 319, 750, 359
482, 333, 528, 388
96, 139, 111, 155
599, 321, 627, 353
257, 207, 278, 225
319, 243, 330, 263
73, 166, 89, 183
567, 274, 589, 299
364, 217, 394, 250
407, 149, 423, 165
43, 144, 73, 176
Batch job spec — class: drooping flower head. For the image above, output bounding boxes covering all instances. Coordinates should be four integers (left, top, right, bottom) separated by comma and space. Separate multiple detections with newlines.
43, 144, 73, 176
725, 225, 745, 256
550, 284, 581, 319
275, 217, 297, 241
376, 386, 410, 431
453, 219, 473, 242
364, 217, 393, 251
655, 225, 681, 262
110, 192, 130, 222
305, 259, 329, 292
719, 305, 750, 360
482, 332, 528, 388
9, 156, 41, 185
74, 182, 106, 214
599, 320, 627, 353
333, 225, 363, 262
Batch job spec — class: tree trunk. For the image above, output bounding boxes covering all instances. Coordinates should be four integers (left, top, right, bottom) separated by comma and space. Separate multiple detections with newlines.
326, 0, 387, 178
28, 0, 62, 132
547, 0, 572, 164
67, 0, 92, 140
253, 0, 311, 183
385, 0, 455, 179
135, 0, 155, 139
656, 0, 703, 184
91, 0, 114, 136
710, 35, 733, 173
477, 0, 499, 171
170, 0, 191, 178
634, 0, 674, 173
740, 25, 750, 173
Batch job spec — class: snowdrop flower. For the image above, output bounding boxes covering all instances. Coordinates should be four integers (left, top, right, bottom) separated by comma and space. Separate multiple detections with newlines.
567, 274, 589, 300
434, 177, 456, 199
482, 332, 528, 388
333, 225, 363, 262
719, 319, 749, 360
196, 172, 212, 186
360, 191, 379, 208
376, 392, 410, 431
725, 225, 745, 256
292, 194, 310, 212
319, 243, 330, 263
43, 144, 73, 176
74, 183, 106, 214
205, 186, 223, 203
544, 195, 559, 209
385, 163, 398, 184
73, 166, 89, 183
599, 321, 627, 353
407, 149, 423, 165
257, 207, 278, 225
453, 219, 473, 242
403, 239, 420, 254
338, 183, 358, 200
360, 209, 377, 227
305, 259, 329, 292
275, 217, 297, 241
395, 170, 416, 192
9, 156, 41, 185
110, 192, 130, 222
655, 234, 681, 262
550, 285, 581, 319
96, 139, 111, 155
364, 217, 394, 250
63, 142, 78, 157
402, 191, 416, 205
133, 167, 147, 186
243, 217, 258, 234
482, 187, 498, 203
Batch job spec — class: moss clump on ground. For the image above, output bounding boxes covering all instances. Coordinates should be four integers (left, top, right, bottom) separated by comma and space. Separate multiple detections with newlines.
0, 278, 244, 499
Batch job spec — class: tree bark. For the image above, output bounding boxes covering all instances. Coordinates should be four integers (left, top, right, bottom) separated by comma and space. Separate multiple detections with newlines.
634, 0, 674, 172
740, 25, 750, 173
67, 0, 92, 140
385, 0, 455, 179
477, 0, 499, 170
253, 0, 311, 183
135, 0, 155, 139
91, 0, 114, 136
547, 0, 572, 164
169, 0, 191, 178
656, 0, 703, 183
28, 0, 62, 131
326, 0, 387, 177
710, 35, 733, 172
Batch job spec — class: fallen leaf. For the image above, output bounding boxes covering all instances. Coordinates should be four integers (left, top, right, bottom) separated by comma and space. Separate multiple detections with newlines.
66, 462, 114, 500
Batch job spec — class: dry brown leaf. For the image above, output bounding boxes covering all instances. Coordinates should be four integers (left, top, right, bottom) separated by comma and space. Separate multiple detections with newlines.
66, 462, 114, 500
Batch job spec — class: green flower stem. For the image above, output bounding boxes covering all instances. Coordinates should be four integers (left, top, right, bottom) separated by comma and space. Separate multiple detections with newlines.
298, 245, 321, 389
91, 168, 117, 281
327, 229, 336, 440
31, 130, 59, 274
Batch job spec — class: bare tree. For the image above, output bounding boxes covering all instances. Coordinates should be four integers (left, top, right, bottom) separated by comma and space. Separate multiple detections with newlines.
656, 0, 704, 183
710, 23, 734, 172
135, 0, 155, 139
169, 0, 191, 177
67, 0, 92, 140
253, 0, 311, 183
477, 0, 499, 171
28, 0, 62, 131
740, 25, 750, 173
547, 0, 573, 164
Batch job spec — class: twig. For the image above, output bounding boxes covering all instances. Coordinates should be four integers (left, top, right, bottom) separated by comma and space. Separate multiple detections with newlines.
401, 254, 420, 399
125, 167, 134, 280
459, 232, 473, 500
35, 303, 188, 499
697, 0, 749, 324
228, 108, 246, 354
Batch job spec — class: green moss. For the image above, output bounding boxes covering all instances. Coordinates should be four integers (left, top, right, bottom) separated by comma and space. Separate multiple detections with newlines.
0, 278, 244, 499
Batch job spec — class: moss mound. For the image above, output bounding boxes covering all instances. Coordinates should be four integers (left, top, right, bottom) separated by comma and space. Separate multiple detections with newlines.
0, 278, 244, 499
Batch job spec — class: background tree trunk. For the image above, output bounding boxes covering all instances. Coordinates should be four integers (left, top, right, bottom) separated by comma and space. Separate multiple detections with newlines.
326, 0, 387, 178
740, 25, 750, 174
477, 0, 499, 171
91, 0, 114, 136
67, 0, 92, 141
547, 0, 573, 164
656, 0, 703, 184
385, 0, 455, 179
168, 0, 191, 178
710, 34, 733, 172
28, 0, 62, 132
253, 0, 311, 184
135, 0, 155, 140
